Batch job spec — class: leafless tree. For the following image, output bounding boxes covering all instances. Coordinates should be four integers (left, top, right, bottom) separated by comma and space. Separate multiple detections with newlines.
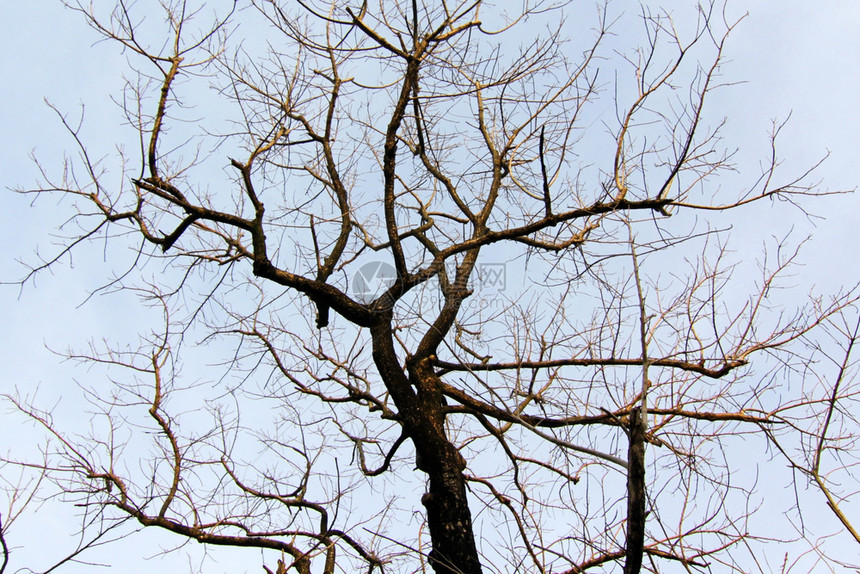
7, 1, 860, 573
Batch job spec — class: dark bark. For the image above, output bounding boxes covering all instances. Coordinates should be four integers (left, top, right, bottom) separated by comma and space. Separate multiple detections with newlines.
411, 361, 482, 574
370, 319, 483, 574
623, 407, 647, 574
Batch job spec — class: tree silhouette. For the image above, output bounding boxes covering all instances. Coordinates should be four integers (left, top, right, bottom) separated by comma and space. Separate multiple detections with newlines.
6, 1, 860, 573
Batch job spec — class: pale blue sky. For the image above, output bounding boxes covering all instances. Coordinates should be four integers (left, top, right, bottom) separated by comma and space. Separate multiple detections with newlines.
2, 1, 859, 572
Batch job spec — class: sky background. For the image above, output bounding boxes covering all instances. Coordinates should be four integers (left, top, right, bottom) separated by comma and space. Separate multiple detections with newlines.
2, 1, 860, 572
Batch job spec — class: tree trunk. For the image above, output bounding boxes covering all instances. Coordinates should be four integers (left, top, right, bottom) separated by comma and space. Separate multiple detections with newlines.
371, 321, 483, 574
418, 441, 483, 574
623, 407, 647, 574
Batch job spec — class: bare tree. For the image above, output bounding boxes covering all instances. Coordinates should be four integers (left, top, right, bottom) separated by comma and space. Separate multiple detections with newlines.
7, 1, 860, 573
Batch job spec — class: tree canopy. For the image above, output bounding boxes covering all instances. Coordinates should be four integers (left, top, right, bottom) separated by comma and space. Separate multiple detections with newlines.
4, 1, 860, 573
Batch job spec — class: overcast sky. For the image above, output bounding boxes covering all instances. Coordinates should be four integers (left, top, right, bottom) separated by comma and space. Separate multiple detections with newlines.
2, 1, 859, 572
